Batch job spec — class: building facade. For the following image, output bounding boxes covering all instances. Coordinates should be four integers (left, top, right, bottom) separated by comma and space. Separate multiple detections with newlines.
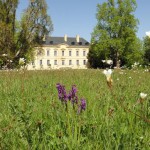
27, 35, 90, 70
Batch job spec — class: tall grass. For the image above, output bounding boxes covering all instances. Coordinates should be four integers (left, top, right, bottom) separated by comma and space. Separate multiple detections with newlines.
0, 69, 150, 149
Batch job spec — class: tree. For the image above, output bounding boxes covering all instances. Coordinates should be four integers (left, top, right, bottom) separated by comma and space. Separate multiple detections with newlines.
88, 0, 142, 68
0, 0, 19, 68
14, 0, 53, 65
0, 0, 53, 68
143, 36, 150, 65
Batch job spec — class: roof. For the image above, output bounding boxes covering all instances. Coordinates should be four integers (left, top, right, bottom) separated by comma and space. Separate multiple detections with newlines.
43, 36, 90, 46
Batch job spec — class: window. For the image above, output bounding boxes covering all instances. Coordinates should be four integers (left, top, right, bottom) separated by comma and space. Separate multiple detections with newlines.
76, 60, 79, 65
79, 42, 82, 45
54, 60, 57, 65
83, 60, 86, 65
85, 42, 89, 45
76, 51, 79, 56
37, 51, 42, 56
83, 51, 86, 56
62, 50, 64, 56
69, 60, 72, 65
32, 61, 35, 65
54, 50, 57, 56
71, 42, 75, 45
40, 60, 42, 65
50, 41, 53, 44
47, 60, 50, 65
69, 51, 71, 56
47, 50, 50, 56
62, 60, 65, 65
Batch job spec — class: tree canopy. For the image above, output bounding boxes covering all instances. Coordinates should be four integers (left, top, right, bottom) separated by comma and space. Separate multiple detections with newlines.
0, 0, 53, 68
88, 0, 143, 68
143, 36, 150, 65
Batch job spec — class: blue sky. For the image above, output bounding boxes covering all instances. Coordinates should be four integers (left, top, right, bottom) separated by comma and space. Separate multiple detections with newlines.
17, 0, 150, 42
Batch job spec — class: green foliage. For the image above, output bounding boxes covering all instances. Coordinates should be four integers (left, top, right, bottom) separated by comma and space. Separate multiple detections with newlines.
89, 0, 143, 68
0, 0, 19, 68
143, 36, 150, 65
0, 0, 53, 69
0, 69, 150, 149
122, 37, 143, 67
15, 0, 53, 66
88, 43, 109, 68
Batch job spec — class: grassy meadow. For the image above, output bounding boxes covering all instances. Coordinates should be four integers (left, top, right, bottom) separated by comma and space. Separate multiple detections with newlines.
0, 69, 150, 149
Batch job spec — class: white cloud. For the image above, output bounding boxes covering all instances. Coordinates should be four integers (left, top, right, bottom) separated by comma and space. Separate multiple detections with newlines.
145, 31, 150, 37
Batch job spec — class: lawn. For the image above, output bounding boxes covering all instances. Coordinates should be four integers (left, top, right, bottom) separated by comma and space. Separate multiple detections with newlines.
0, 69, 150, 149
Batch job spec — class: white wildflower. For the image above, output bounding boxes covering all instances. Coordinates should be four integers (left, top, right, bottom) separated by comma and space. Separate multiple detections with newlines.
19, 58, 25, 66
103, 69, 112, 79
140, 93, 147, 99
103, 69, 113, 88
139, 136, 144, 140
119, 72, 124, 74
102, 60, 113, 65
134, 92, 147, 106
102, 60, 106, 63
2, 54, 7, 57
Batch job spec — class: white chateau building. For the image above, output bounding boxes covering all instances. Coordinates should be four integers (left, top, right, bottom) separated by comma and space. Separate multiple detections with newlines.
27, 35, 90, 70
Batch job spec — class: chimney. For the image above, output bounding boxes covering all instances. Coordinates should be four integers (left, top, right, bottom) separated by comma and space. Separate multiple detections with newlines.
76, 35, 80, 43
64, 34, 67, 42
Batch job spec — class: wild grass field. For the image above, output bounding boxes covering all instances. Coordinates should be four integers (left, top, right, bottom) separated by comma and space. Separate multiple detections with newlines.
0, 69, 150, 150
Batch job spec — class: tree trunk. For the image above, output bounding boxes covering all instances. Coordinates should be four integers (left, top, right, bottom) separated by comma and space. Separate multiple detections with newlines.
116, 51, 120, 68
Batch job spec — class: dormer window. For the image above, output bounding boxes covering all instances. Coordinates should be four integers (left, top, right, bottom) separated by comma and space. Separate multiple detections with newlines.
79, 42, 82, 45
50, 41, 53, 44
71, 42, 75, 45
85, 42, 89, 45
